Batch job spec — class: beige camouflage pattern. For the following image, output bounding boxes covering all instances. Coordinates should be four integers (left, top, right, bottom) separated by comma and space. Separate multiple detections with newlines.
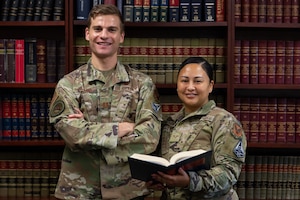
160, 100, 247, 200
49, 60, 162, 199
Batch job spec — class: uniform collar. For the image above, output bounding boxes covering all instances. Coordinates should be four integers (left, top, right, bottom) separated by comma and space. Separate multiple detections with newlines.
85, 58, 130, 84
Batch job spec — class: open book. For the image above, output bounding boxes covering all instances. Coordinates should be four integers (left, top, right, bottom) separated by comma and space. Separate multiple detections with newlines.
128, 149, 212, 181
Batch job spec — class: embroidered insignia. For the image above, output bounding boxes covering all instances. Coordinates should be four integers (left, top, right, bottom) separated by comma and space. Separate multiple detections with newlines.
152, 103, 161, 112
232, 123, 243, 138
233, 140, 245, 158
50, 100, 65, 117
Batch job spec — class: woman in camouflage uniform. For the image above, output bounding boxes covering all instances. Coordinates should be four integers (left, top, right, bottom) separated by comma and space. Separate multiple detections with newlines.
147, 57, 247, 200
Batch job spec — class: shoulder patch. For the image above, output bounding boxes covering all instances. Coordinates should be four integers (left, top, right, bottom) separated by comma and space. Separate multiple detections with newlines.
50, 100, 65, 117
233, 140, 245, 158
152, 103, 161, 113
232, 123, 243, 138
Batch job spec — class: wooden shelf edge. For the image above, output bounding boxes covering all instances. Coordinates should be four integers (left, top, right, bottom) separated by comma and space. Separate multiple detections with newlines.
0, 140, 65, 147
233, 84, 300, 90
0, 21, 65, 26
236, 22, 300, 28
247, 142, 300, 149
0, 83, 57, 89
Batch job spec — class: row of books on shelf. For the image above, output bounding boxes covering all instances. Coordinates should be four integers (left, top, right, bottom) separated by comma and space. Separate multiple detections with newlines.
74, 37, 226, 84
235, 155, 300, 200
234, 97, 300, 143
0, 152, 61, 198
235, 0, 300, 23
0, 38, 65, 83
1, 0, 65, 21
76, 0, 225, 22
234, 39, 300, 84
0, 93, 61, 141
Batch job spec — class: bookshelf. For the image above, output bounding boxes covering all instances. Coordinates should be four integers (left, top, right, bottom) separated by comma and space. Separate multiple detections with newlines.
0, 0, 300, 199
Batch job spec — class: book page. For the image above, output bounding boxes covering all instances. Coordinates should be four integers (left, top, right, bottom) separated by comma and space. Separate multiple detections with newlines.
169, 149, 207, 164
130, 153, 171, 167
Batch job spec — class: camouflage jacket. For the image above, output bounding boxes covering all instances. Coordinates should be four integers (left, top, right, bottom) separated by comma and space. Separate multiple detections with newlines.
49, 60, 162, 199
160, 100, 247, 200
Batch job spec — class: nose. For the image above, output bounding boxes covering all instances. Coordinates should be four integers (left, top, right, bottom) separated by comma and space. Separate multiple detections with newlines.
187, 81, 195, 90
99, 29, 108, 38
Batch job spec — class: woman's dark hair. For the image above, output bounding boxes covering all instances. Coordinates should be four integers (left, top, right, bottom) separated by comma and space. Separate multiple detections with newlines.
178, 57, 214, 81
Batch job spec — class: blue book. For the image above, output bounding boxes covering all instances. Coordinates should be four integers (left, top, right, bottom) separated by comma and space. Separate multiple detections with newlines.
179, 0, 190, 22
169, 0, 179, 22
203, 0, 216, 21
191, 0, 202, 22
159, 0, 168, 22
76, 0, 92, 20
2, 94, 12, 140
150, 0, 159, 22
123, 0, 134, 22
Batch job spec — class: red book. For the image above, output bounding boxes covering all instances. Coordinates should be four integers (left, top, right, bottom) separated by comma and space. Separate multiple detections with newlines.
15, 39, 25, 83
241, 40, 250, 84
242, 0, 250, 22
250, 40, 258, 84
275, 0, 283, 23
250, 0, 259, 22
169, 0, 180, 22
24, 95, 31, 140
296, 98, 300, 143
275, 40, 285, 84
240, 97, 250, 140
284, 40, 294, 84
104, 0, 116, 4
283, 0, 292, 23
258, 0, 267, 22
293, 40, 300, 84
267, 0, 276, 23
276, 98, 287, 143
286, 98, 296, 143
36, 39, 47, 83
216, 0, 225, 22
17, 95, 26, 140
235, 0, 242, 22
258, 40, 267, 84
234, 40, 241, 84
267, 40, 276, 84
291, 0, 299, 23
249, 98, 260, 142
267, 97, 277, 142
234, 97, 241, 121
11, 94, 19, 140
259, 97, 268, 142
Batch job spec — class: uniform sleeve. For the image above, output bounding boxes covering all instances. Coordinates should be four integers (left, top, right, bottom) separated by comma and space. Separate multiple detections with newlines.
102, 77, 162, 165
49, 78, 119, 152
188, 113, 247, 194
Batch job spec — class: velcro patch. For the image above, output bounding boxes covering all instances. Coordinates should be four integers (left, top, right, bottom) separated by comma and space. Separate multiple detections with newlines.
50, 100, 65, 117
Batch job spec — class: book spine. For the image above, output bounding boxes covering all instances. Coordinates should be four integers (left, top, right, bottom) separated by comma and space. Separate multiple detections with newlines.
150, 0, 159, 22
36, 39, 47, 83
25, 38, 37, 83
283, 0, 292, 23
17, 94, 26, 140
267, 0, 276, 23
276, 98, 287, 143
169, 0, 180, 22
0, 39, 5, 82
249, 40, 258, 84
2, 94, 12, 140
41, 0, 55, 21
16, 158, 25, 197
123, 0, 134, 22
254, 156, 262, 199
159, 0, 168, 22
38, 95, 47, 139
56, 40, 66, 80
15, 39, 25, 83
142, 0, 150, 22
25, 0, 35, 21
234, 40, 241, 84
267, 40, 276, 84
260, 155, 268, 199
245, 156, 255, 199
216, 0, 225, 21
267, 97, 277, 142
258, 0, 267, 22
1, 0, 12, 21
296, 98, 300, 143
190, 0, 202, 22
133, 0, 143, 22
11, 94, 19, 140
33, 0, 44, 21
6, 39, 15, 83
240, 97, 250, 140
235, 0, 242, 22
286, 98, 296, 142
76, 0, 91, 20
259, 97, 268, 142
46, 39, 57, 83
241, 40, 250, 84
24, 94, 31, 139
293, 40, 300, 84
53, 0, 65, 21
291, 0, 299, 23
275, 0, 283, 22
249, 98, 260, 142
9, 0, 20, 21
250, 0, 258, 22
30, 94, 40, 139
284, 40, 294, 84
156, 38, 167, 84
275, 40, 285, 84
165, 38, 174, 84
258, 40, 267, 84
242, 0, 250, 22
203, 0, 216, 21
40, 158, 50, 197
266, 156, 274, 199
215, 38, 226, 83
179, 0, 190, 22
7, 158, 17, 197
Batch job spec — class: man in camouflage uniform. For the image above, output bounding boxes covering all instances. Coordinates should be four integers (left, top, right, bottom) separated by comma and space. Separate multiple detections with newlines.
147, 57, 246, 200
49, 4, 162, 200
